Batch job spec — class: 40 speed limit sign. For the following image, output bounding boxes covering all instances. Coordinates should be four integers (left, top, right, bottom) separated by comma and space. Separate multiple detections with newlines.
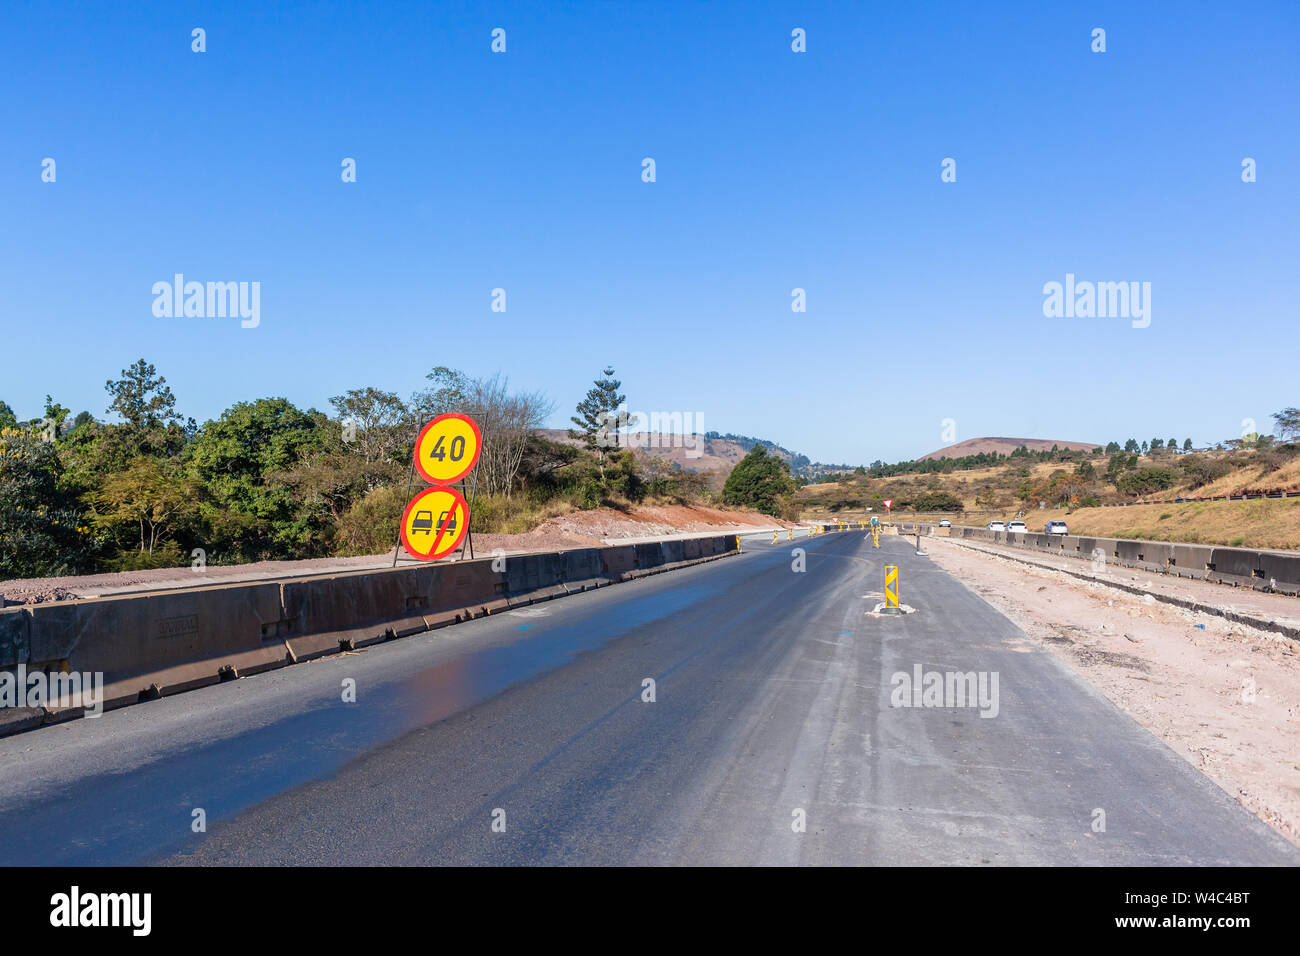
414, 413, 481, 485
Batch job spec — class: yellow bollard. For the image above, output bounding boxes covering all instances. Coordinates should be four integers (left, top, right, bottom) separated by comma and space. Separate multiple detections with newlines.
788, 528, 794, 540
885, 565, 899, 609
772, 530, 778, 543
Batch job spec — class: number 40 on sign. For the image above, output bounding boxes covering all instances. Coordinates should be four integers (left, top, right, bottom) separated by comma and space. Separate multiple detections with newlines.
414, 413, 482, 485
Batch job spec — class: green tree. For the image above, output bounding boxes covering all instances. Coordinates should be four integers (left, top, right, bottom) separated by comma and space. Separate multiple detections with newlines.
185, 398, 328, 561
106, 359, 181, 430
328, 387, 410, 468
411, 366, 471, 421
1272, 407, 1300, 443
0, 425, 97, 577
1105, 441, 1121, 454
569, 367, 627, 475
1124, 439, 1139, 454
1183, 438, 1193, 452
722, 445, 796, 517
85, 456, 198, 562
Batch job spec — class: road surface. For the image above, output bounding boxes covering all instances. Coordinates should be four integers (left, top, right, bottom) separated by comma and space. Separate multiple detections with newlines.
1, 531, 1294, 865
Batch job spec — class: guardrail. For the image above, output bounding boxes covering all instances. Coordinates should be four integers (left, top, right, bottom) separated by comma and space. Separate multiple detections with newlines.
925, 524, 1300, 597
0, 534, 739, 736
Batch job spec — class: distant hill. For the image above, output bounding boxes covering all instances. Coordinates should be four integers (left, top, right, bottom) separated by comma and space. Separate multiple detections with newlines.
917, 437, 1101, 461
535, 429, 801, 475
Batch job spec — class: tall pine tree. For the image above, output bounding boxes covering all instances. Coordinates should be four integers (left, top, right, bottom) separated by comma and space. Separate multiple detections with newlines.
569, 367, 627, 475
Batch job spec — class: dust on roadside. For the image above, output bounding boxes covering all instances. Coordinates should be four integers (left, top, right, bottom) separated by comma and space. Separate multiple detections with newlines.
925, 538, 1300, 847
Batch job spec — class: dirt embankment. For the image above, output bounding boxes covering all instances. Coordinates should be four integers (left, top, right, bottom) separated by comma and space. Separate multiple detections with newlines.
925, 538, 1300, 846
0, 504, 790, 605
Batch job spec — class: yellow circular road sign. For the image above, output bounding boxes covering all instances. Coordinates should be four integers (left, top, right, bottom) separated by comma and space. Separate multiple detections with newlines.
414, 413, 481, 485
400, 486, 470, 561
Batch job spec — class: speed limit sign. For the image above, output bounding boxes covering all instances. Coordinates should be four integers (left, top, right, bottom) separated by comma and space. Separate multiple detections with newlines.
414, 413, 481, 485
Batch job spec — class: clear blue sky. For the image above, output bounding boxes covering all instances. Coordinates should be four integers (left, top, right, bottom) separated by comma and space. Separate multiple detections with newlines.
3, 1, 1297, 463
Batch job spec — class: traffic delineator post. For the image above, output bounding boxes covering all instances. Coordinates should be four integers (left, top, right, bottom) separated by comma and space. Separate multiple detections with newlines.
885, 565, 899, 609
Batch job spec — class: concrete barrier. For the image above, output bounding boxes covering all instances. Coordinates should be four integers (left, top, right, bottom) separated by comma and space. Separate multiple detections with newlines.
938, 524, 1300, 595
281, 564, 453, 661
0, 608, 40, 734
560, 547, 610, 591
25, 581, 291, 711
504, 552, 566, 606
601, 545, 638, 581
0, 607, 28, 669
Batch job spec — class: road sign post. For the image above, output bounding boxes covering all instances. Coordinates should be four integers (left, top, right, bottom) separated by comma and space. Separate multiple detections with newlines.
396, 413, 483, 563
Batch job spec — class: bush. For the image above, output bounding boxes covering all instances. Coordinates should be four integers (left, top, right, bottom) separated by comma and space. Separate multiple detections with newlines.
1178, 455, 1231, 489
909, 490, 964, 512
722, 446, 797, 517
335, 485, 406, 555
1114, 468, 1177, 496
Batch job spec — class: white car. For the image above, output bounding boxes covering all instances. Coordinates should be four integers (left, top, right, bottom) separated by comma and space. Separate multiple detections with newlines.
938, 519, 951, 527
1045, 520, 1068, 535
988, 521, 1006, 531
1006, 521, 1028, 534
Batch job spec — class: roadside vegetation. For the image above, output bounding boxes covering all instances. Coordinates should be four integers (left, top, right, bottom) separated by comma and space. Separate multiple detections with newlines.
0, 363, 753, 579
798, 411, 1300, 548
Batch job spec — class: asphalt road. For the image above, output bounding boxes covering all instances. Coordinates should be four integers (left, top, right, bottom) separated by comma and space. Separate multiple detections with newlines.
1, 530, 1295, 865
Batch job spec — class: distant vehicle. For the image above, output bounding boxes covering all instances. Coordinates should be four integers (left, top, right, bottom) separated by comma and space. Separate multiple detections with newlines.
938, 519, 951, 527
988, 521, 1006, 531
412, 510, 434, 534
1045, 520, 1068, 535
1007, 521, 1028, 534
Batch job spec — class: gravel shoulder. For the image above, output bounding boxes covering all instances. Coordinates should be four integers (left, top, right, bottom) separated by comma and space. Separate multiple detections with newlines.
924, 537, 1300, 846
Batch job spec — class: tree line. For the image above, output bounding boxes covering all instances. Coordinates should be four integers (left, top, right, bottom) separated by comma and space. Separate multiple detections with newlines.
0, 363, 721, 580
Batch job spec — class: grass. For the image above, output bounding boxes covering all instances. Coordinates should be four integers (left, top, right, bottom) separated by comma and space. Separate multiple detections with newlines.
1056, 498, 1300, 550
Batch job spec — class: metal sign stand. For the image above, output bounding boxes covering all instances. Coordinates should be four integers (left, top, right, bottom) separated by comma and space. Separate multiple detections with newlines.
395, 415, 479, 565
457, 468, 478, 562
393, 427, 419, 568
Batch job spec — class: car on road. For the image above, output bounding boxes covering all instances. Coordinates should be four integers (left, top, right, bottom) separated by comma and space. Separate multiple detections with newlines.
1006, 521, 1028, 534
938, 519, 951, 527
1045, 520, 1068, 534
988, 520, 1006, 531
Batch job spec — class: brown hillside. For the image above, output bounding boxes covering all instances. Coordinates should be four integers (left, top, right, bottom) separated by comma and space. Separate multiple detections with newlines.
535, 429, 793, 475
918, 437, 1101, 461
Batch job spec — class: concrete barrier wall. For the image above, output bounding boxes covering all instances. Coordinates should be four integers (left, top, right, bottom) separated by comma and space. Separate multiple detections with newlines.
938, 524, 1300, 595
1, 534, 739, 734
22, 581, 290, 710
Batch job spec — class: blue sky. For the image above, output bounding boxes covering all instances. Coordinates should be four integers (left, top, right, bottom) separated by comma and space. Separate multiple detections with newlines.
3, 0, 1297, 463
